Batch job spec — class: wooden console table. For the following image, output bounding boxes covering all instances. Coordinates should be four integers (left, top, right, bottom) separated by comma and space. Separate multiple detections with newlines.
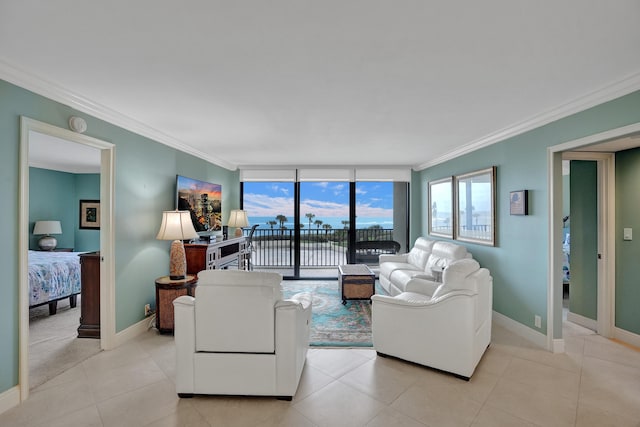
184, 236, 247, 274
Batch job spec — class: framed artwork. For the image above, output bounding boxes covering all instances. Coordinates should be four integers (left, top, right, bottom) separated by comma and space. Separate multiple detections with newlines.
455, 167, 496, 246
510, 190, 528, 215
79, 199, 100, 229
428, 176, 454, 238
176, 175, 222, 233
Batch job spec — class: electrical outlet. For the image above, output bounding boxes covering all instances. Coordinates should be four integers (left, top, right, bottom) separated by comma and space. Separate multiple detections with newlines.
534, 315, 542, 328
144, 304, 151, 317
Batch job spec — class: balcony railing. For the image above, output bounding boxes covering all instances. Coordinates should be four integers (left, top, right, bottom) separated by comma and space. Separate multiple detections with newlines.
248, 228, 395, 268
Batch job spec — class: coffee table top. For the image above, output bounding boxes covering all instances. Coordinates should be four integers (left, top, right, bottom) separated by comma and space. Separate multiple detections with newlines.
339, 264, 374, 276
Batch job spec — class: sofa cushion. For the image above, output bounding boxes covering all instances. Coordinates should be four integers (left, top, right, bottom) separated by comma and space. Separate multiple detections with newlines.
389, 269, 434, 292
379, 261, 421, 281
425, 241, 468, 272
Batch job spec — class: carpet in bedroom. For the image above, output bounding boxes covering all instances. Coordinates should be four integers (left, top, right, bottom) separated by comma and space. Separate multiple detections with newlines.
29, 296, 102, 390
282, 280, 385, 347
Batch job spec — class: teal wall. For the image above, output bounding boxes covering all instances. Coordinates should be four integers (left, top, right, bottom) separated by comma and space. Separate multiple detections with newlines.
616, 147, 640, 335
29, 167, 100, 252
418, 90, 640, 334
0, 80, 239, 394
75, 173, 101, 252
569, 161, 598, 320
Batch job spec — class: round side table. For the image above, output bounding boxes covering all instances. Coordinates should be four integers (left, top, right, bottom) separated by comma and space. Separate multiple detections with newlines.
155, 275, 197, 334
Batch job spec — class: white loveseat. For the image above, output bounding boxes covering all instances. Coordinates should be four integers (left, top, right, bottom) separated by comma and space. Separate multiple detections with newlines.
372, 258, 493, 379
379, 237, 471, 296
173, 270, 312, 400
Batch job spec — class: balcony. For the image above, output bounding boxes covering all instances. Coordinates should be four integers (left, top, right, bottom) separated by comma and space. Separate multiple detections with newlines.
246, 227, 396, 278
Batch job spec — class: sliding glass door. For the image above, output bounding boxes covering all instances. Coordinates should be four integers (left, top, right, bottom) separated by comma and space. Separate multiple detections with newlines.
298, 181, 351, 278
241, 172, 408, 279
242, 181, 296, 277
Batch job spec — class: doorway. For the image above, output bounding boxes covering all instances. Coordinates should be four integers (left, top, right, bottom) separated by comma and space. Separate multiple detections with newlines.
18, 117, 116, 402
562, 158, 599, 332
548, 123, 640, 351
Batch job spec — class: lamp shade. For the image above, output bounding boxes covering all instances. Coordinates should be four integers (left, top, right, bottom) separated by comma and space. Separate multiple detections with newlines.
157, 210, 198, 280
33, 221, 62, 235
156, 210, 199, 241
227, 210, 249, 228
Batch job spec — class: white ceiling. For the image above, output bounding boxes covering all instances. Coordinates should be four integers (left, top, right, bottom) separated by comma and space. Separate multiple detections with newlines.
2, 1, 640, 171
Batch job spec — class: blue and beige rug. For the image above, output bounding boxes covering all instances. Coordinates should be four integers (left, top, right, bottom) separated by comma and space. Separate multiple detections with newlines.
282, 280, 385, 347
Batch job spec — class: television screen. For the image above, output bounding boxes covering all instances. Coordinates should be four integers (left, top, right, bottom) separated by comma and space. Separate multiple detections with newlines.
175, 175, 222, 234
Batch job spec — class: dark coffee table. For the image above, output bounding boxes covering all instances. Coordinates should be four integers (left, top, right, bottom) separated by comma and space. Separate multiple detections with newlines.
338, 264, 375, 304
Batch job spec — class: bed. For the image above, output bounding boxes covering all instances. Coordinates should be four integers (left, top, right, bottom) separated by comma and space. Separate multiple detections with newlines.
28, 250, 84, 315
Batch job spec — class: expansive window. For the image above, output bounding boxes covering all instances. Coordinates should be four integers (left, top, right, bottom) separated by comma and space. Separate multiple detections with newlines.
241, 169, 409, 278
242, 181, 295, 277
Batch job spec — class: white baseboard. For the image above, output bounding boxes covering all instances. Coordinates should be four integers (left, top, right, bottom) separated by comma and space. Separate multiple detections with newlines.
552, 339, 565, 354
113, 315, 156, 348
0, 386, 20, 416
614, 327, 640, 348
567, 311, 597, 331
492, 310, 548, 349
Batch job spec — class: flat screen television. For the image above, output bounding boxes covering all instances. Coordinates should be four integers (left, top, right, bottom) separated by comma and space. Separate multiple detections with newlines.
175, 175, 222, 238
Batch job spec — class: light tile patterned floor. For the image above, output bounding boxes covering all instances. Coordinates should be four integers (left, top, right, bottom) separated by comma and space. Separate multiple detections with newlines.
3, 321, 640, 426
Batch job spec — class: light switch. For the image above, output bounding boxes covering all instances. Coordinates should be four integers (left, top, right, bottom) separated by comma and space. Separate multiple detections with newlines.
624, 228, 633, 240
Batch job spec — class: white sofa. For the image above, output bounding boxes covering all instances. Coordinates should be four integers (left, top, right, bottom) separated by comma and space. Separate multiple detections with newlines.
372, 258, 493, 379
379, 237, 471, 296
173, 270, 312, 400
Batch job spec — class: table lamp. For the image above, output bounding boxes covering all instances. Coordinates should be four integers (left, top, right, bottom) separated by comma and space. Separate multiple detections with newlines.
156, 210, 199, 280
33, 220, 62, 251
227, 210, 249, 237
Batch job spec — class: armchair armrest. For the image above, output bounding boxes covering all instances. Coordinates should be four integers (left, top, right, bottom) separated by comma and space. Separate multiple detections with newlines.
173, 295, 196, 394
404, 278, 439, 297
277, 292, 312, 311
275, 292, 312, 396
379, 253, 409, 263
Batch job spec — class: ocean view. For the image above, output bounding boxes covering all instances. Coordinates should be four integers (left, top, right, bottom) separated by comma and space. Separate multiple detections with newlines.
248, 216, 393, 230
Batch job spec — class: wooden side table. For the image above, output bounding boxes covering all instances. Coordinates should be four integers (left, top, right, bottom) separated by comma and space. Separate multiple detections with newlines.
155, 275, 197, 334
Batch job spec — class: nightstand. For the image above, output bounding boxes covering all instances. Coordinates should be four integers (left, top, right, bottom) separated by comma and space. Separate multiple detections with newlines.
155, 275, 197, 334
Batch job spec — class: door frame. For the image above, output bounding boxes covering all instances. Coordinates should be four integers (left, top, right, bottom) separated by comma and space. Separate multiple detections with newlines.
18, 117, 116, 401
547, 122, 640, 352
561, 152, 614, 335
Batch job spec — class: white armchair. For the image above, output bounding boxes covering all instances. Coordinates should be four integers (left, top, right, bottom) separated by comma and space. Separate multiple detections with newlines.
371, 259, 492, 380
173, 270, 312, 400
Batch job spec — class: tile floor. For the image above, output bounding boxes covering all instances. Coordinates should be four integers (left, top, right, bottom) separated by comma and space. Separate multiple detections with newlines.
2, 321, 640, 427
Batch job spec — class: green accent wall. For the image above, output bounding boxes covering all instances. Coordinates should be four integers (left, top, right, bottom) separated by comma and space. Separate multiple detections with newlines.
616, 147, 640, 335
0, 79, 239, 394
569, 161, 598, 320
29, 167, 100, 252
418, 90, 640, 335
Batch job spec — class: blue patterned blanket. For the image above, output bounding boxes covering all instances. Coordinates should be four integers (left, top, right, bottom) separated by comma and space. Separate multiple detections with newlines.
28, 250, 84, 307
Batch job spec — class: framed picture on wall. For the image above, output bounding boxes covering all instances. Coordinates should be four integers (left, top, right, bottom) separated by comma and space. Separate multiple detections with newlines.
455, 167, 496, 246
428, 176, 454, 238
510, 190, 528, 215
79, 200, 100, 229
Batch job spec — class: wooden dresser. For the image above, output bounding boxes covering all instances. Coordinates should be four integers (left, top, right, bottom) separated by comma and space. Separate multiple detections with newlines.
184, 237, 247, 274
77, 251, 101, 338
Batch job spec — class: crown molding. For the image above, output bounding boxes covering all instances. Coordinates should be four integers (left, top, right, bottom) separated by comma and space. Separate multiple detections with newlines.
0, 58, 237, 171
414, 71, 640, 171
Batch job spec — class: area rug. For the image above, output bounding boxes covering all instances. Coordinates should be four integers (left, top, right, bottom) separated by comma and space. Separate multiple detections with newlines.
282, 280, 385, 347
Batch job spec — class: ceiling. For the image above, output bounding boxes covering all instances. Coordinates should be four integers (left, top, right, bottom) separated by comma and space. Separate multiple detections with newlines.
2, 1, 640, 171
